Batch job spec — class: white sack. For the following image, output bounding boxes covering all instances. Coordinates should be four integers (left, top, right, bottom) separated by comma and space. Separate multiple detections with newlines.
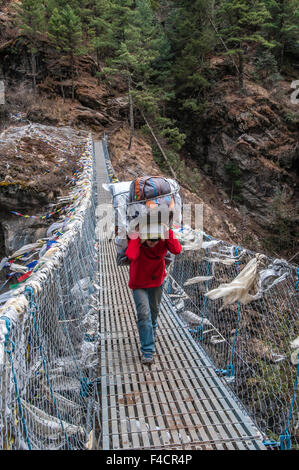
205, 254, 266, 308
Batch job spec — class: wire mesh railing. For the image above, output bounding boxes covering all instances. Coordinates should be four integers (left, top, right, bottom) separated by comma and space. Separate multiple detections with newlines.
0, 133, 101, 450
167, 242, 298, 449
102, 135, 299, 450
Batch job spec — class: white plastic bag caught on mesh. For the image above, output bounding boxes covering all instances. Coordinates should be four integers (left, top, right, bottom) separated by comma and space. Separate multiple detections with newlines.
179, 310, 211, 326
184, 276, 214, 286
46, 222, 65, 238
0, 291, 13, 306
0, 257, 8, 272
172, 225, 203, 251
80, 340, 98, 369
257, 259, 291, 293
290, 336, 299, 365
205, 253, 267, 308
0, 318, 9, 368
70, 277, 93, 302
20, 398, 85, 440
10, 242, 44, 259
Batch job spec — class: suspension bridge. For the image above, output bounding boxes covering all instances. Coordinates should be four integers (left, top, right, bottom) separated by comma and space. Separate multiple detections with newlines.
0, 132, 298, 450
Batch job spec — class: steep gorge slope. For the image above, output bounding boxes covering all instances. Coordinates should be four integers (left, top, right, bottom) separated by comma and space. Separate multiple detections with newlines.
185, 63, 298, 258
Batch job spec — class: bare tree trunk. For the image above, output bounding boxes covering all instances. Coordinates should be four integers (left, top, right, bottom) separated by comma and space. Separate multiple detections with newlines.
128, 73, 134, 150
238, 52, 244, 92
31, 50, 37, 93
141, 110, 177, 179
71, 52, 75, 102
61, 79, 65, 102
96, 49, 101, 85
208, 16, 240, 76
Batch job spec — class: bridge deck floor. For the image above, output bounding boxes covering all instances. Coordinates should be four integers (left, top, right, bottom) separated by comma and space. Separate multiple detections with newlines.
95, 140, 266, 450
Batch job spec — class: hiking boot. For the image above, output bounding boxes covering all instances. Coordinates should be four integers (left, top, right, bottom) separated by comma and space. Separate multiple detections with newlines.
141, 354, 154, 365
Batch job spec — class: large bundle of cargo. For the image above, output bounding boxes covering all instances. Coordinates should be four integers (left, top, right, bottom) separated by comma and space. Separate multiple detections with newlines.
103, 176, 182, 265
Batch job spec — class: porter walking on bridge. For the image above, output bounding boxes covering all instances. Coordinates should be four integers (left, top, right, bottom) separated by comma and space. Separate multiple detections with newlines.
125, 223, 182, 365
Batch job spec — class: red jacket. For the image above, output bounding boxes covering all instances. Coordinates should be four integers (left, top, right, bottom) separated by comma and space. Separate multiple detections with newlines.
125, 229, 182, 289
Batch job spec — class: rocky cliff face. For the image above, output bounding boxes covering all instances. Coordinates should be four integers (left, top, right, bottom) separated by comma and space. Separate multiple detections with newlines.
183, 69, 298, 258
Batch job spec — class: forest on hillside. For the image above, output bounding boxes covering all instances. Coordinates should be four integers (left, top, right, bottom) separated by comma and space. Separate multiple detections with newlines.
0, 0, 298, 257
7, 0, 298, 141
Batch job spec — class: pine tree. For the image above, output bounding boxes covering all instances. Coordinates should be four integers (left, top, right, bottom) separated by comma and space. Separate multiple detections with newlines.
215, 0, 276, 90
163, 0, 216, 120
88, 0, 117, 79
149, 0, 172, 30
103, 0, 154, 148
262, 0, 299, 65
107, 0, 135, 48
103, 0, 179, 151
14, 0, 46, 92
48, 5, 85, 101
45, 0, 91, 19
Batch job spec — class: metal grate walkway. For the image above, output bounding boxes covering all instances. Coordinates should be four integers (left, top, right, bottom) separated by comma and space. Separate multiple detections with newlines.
94, 140, 266, 450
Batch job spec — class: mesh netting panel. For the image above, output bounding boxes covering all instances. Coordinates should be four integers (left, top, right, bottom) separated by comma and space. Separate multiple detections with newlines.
167, 243, 298, 447
0, 136, 100, 450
